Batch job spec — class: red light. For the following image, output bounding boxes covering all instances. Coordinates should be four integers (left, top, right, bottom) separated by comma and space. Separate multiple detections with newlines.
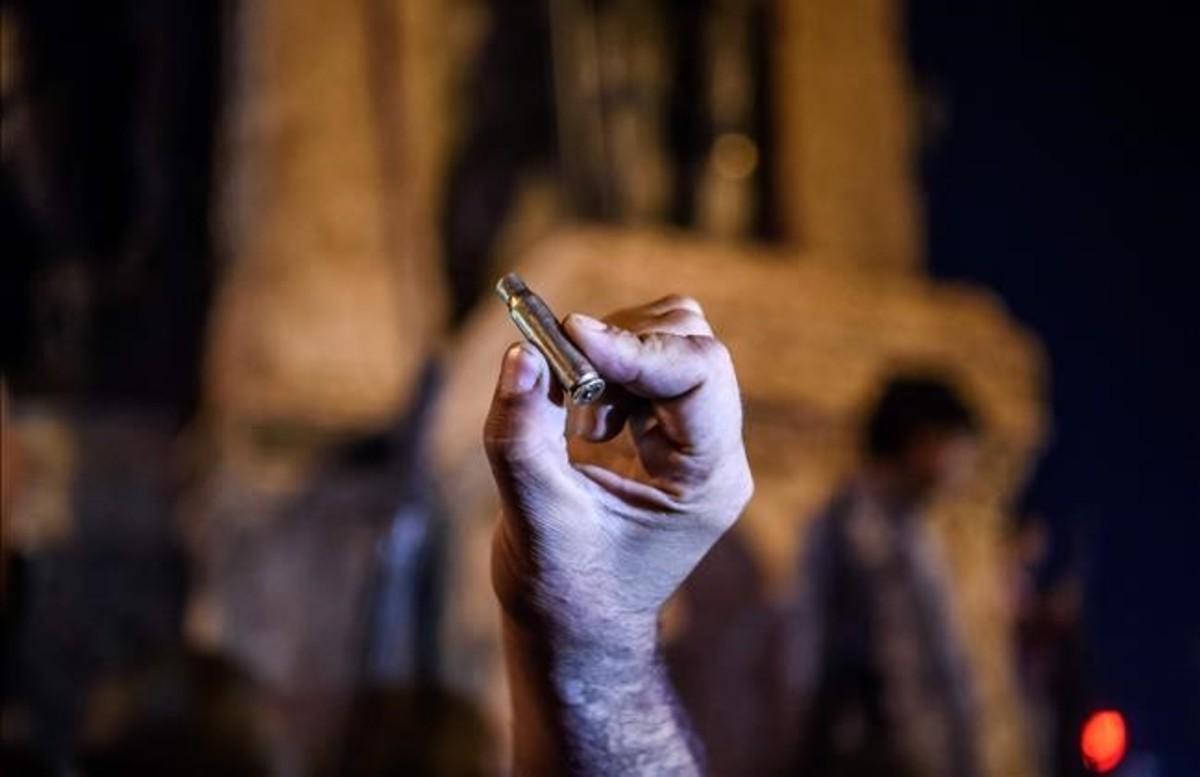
1081, 710, 1127, 773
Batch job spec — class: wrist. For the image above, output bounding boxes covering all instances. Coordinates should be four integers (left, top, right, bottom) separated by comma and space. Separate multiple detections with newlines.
492, 521, 661, 654
501, 607, 659, 667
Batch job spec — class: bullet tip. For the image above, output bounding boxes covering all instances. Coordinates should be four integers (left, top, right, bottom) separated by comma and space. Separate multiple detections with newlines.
495, 273, 527, 303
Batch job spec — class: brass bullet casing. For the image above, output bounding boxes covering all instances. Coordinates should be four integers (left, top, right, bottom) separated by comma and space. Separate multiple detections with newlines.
495, 273, 606, 405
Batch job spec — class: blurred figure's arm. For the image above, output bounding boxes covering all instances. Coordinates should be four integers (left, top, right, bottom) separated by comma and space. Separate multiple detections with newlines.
773, 511, 837, 771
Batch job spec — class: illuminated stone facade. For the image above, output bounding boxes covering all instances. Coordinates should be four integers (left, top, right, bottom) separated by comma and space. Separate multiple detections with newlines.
194, 1, 1045, 774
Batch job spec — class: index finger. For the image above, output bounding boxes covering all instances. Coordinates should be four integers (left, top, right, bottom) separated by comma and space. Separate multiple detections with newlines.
564, 314, 727, 399
563, 314, 743, 454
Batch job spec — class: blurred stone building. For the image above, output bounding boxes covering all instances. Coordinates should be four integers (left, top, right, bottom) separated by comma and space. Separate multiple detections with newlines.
427, 2, 1045, 775
3, 0, 1045, 774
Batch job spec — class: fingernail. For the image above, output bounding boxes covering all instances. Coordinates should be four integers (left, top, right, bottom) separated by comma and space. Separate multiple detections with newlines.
500, 345, 539, 394
567, 313, 606, 332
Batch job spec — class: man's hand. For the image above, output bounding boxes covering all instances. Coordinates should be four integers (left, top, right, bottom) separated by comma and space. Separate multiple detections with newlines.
484, 294, 753, 775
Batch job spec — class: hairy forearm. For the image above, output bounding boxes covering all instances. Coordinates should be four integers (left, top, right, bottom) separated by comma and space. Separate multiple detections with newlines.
502, 615, 702, 776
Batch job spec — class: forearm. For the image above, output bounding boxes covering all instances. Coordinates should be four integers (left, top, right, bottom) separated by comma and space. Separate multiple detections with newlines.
502, 615, 702, 777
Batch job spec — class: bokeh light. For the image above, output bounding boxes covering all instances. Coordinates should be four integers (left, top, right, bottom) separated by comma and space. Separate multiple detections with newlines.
1081, 710, 1128, 773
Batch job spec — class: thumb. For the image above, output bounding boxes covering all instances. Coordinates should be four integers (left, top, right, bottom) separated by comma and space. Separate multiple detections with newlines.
483, 343, 572, 512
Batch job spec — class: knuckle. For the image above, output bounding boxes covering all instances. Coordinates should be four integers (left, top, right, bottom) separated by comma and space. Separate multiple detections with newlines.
482, 400, 520, 458
636, 330, 665, 351
483, 405, 554, 473
481, 415, 508, 460
689, 334, 732, 367
658, 308, 712, 335
661, 294, 704, 315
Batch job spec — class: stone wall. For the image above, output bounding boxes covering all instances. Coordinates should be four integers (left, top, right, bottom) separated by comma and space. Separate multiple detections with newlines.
206, 0, 456, 433
773, 0, 924, 273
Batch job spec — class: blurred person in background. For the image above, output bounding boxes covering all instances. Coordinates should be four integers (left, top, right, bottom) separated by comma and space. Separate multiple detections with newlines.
1007, 512, 1093, 777
784, 375, 984, 777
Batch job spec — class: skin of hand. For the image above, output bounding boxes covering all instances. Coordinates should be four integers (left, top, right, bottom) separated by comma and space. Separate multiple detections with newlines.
483, 294, 753, 775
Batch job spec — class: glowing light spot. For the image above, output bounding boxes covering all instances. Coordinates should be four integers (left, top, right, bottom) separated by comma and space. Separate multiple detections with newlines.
1081, 710, 1127, 773
712, 133, 759, 180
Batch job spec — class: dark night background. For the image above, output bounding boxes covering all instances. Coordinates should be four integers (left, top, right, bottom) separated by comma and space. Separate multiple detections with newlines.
910, 2, 1200, 773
